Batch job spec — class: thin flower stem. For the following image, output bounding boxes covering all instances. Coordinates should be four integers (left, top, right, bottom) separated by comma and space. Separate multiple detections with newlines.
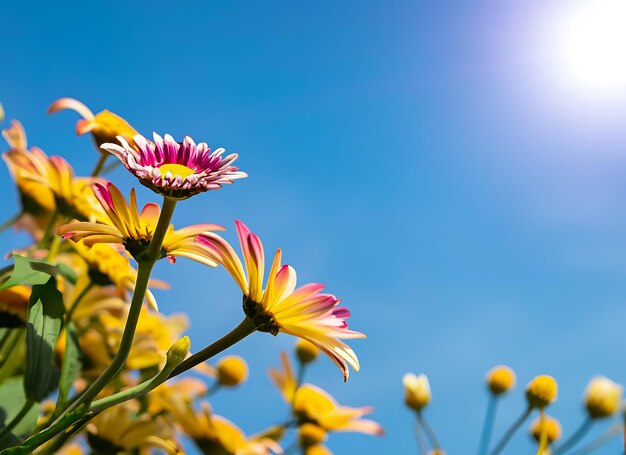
168, 317, 256, 379
0, 329, 21, 373
569, 422, 623, 455
418, 411, 441, 450
537, 410, 548, 455
0, 399, 35, 440
89, 352, 181, 414
0, 213, 21, 233
296, 364, 306, 387
206, 382, 222, 397
479, 395, 498, 455
490, 407, 532, 455
66, 282, 95, 322
91, 153, 108, 177
553, 417, 593, 454
37, 210, 59, 249
100, 160, 121, 175
414, 414, 428, 455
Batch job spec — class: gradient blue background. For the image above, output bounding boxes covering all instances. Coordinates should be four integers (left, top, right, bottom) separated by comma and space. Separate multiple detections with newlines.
2, 1, 626, 453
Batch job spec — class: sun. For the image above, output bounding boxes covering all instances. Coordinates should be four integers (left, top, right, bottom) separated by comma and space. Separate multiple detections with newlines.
555, 0, 626, 94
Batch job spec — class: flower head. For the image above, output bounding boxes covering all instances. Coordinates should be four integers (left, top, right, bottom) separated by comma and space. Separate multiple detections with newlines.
584, 376, 623, 419
529, 415, 562, 444
403, 373, 431, 412
197, 221, 364, 381
48, 98, 138, 148
216, 355, 249, 387
293, 384, 384, 436
100, 132, 247, 199
3, 121, 102, 221
486, 365, 516, 396
296, 339, 320, 365
58, 181, 223, 264
526, 375, 558, 409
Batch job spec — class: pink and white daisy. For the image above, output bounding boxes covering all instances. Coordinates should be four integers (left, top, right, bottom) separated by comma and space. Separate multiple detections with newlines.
196, 221, 364, 381
100, 133, 247, 199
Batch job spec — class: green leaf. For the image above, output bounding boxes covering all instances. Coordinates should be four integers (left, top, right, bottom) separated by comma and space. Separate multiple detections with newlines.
0, 256, 52, 291
24, 278, 64, 402
0, 256, 78, 292
55, 321, 81, 411
0, 377, 39, 449
55, 263, 77, 286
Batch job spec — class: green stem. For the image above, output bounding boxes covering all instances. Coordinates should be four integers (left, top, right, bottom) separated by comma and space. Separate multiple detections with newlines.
168, 317, 256, 379
91, 153, 108, 177
553, 417, 593, 454
414, 415, 428, 454
479, 396, 498, 455
0, 330, 21, 373
569, 422, 623, 455
90, 355, 180, 414
37, 210, 59, 249
0, 400, 34, 440
417, 411, 441, 449
0, 213, 21, 234
65, 282, 95, 322
490, 407, 532, 455
100, 160, 121, 175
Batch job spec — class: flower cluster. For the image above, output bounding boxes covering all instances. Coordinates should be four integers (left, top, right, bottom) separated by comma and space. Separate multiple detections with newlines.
0, 99, 371, 454
401, 366, 624, 454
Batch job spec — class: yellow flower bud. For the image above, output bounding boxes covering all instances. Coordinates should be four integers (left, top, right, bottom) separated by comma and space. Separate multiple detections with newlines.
216, 355, 248, 387
299, 423, 327, 448
166, 336, 191, 366
296, 339, 320, 365
427, 451, 447, 455
526, 375, 558, 409
486, 365, 516, 396
584, 376, 623, 419
403, 373, 431, 412
530, 415, 562, 444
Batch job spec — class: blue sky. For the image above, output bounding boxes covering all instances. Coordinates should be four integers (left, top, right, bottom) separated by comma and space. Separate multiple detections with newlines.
3, 1, 626, 453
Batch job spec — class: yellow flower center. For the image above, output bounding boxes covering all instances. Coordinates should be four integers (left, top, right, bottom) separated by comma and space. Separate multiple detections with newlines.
158, 163, 195, 178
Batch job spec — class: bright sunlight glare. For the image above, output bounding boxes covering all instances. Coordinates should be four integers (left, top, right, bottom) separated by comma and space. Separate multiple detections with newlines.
555, 0, 626, 94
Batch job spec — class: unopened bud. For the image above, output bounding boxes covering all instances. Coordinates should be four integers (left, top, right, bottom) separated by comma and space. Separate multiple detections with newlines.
296, 339, 320, 365
403, 373, 431, 412
526, 375, 558, 409
217, 355, 248, 387
486, 365, 516, 396
166, 336, 191, 366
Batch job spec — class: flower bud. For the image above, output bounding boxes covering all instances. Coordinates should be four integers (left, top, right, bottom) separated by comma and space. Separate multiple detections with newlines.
584, 376, 623, 419
166, 336, 191, 366
403, 373, 431, 412
296, 339, 320, 365
299, 423, 327, 448
526, 375, 558, 409
486, 365, 516, 396
530, 415, 561, 444
216, 355, 248, 387
427, 451, 447, 455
